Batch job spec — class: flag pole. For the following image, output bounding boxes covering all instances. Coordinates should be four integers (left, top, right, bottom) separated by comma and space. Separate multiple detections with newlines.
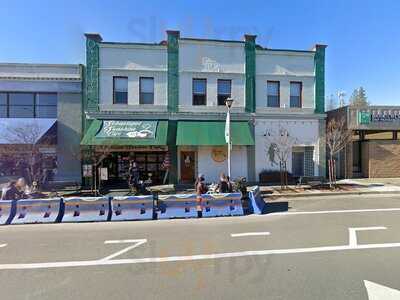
228, 108, 231, 179
225, 98, 234, 179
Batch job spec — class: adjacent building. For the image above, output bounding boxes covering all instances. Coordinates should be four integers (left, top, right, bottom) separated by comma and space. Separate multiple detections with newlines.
328, 106, 400, 179
81, 31, 326, 185
0, 63, 83, 184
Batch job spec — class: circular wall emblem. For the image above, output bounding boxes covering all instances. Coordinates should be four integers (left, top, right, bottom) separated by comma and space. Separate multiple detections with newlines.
211, 148, 227, 163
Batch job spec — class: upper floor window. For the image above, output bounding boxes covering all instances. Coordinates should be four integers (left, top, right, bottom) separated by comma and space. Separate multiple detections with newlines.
0, 93, 7, 117
193, 79, 207, 106
36, 93, 57, 118
139, 77, 154, 104
9, 93, 35, 118
113, 76, 128, 104
267, 81, 280, 107
0, 92, 57, 118
217, 79, 231, 106
290, 82, 302, 108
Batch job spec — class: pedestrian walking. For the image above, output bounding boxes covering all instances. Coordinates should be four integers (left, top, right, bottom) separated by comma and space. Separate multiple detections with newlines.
128, 161, 140, 193
195, 174, 208, 217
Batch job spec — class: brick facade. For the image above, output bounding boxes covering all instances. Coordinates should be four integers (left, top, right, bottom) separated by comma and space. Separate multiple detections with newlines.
361, 140, 400, 178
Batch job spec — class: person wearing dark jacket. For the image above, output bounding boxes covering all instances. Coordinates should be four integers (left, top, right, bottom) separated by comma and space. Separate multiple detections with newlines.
1, 178, 27, 201
218, 173, 229, 193
128, 161, 140, 193
195, 174, 208, 217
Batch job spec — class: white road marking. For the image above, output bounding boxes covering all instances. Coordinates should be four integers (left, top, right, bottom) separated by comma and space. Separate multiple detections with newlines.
2, 242, 400, 270
364, 280, 400, 300
101, 239, 147, 261
0, 244, 7, 248
231, 232, 271, 237
348, 227, 387, 247
263, 207, 400, 216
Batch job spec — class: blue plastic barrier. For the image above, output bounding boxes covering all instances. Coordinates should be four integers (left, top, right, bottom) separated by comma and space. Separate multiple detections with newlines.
11, 198, 62, 224
157, 194, 198, 219
111, 196, 154, 221
202, 193, 244, 217
0, 200, 15, 225
62, 197, 110, 222
248, 186, 266, 214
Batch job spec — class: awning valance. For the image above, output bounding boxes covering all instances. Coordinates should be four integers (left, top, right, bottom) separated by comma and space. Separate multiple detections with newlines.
81, 119, 169, 146
0, 118, 57, 145
176, 121, 254, 146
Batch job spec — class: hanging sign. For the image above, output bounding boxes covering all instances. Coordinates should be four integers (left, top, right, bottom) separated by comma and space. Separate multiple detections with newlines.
96, 121, 157, 139
100, 168, 108, 181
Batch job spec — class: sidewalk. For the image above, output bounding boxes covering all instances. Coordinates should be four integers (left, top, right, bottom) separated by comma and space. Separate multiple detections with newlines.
260, 179, 400, 200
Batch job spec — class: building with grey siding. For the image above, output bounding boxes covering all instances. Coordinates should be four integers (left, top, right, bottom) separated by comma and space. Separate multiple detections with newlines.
0, 63, 83, 184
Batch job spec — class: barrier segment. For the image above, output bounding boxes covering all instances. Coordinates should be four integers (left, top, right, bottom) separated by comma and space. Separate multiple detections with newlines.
157, 194, 198, 219
62, 197, 110, 222
11, 198, 62, 224
202, 193, 244, 217
111, 196, 154, 221
0, 200, 15, 225
248, 186, 266, 214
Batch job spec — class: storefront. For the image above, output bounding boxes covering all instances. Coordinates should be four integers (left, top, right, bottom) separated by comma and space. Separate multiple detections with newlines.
81, 119, 171, 186
328, 106, 400, 179
176, 121, 254, 183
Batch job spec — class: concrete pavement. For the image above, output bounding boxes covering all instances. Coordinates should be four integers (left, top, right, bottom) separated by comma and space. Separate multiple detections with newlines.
1, 194, 400, 299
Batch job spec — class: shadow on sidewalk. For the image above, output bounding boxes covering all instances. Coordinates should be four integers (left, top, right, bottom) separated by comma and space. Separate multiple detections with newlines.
265, 201, 289, 213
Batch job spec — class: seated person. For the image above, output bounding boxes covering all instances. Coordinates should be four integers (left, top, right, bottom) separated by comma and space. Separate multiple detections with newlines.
218, 173, 229, 193
1, 178, 28, 201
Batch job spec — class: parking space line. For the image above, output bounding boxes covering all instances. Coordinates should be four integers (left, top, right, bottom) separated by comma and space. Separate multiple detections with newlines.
101, 239, 147, 261
265, 207, 400, 216
348, 227, 387, 247
2, 241, 400, 270
231, 232, 270, 237
0, 244, 7, 248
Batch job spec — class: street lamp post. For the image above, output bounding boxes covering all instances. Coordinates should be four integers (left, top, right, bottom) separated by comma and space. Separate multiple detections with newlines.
225, 97, 234, 179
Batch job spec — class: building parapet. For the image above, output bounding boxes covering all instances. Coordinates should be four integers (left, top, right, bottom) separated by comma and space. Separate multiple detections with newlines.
0, 63, 83, 81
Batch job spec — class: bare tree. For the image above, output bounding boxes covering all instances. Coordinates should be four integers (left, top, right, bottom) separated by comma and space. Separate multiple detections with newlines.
264, 125, 298, 189
2, 121, 55, 186
326, 117, 352, 187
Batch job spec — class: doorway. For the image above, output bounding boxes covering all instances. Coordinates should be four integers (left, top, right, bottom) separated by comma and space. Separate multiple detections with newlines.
180, 151, 195, 183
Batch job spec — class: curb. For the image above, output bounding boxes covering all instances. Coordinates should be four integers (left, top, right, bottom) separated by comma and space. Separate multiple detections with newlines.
262, 190, 400, 200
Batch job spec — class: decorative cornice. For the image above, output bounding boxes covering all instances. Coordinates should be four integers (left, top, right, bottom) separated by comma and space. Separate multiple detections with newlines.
100, 43, 166, 50
99, 67, 167, 72
85, 110, 325, 121
0, 76, 82, 81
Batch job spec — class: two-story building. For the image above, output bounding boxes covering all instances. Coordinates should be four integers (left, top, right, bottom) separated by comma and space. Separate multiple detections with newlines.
0, 63, 83, 184
81, 31, 326, 185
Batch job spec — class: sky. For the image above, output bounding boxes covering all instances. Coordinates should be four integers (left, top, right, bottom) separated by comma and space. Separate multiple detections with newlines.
0, 0, 399, 106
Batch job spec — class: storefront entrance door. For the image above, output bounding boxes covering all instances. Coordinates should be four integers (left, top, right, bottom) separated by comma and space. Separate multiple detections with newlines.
180, 151, 195, 183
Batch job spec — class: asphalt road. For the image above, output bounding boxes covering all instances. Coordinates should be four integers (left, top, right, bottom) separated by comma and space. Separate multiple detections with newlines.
1, 194, 400, 300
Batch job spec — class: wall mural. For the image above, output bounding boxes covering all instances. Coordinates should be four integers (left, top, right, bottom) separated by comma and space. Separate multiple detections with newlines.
262, 124, 298, 170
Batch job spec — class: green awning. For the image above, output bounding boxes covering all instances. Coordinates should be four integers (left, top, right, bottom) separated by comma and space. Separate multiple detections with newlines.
81, 119, 168, 146
176, 121, 254, 146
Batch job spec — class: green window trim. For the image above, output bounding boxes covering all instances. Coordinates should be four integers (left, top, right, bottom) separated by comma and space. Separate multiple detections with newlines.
314, 44, 327, 114
245, 35, 256, 113
167, 31, 179, 113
